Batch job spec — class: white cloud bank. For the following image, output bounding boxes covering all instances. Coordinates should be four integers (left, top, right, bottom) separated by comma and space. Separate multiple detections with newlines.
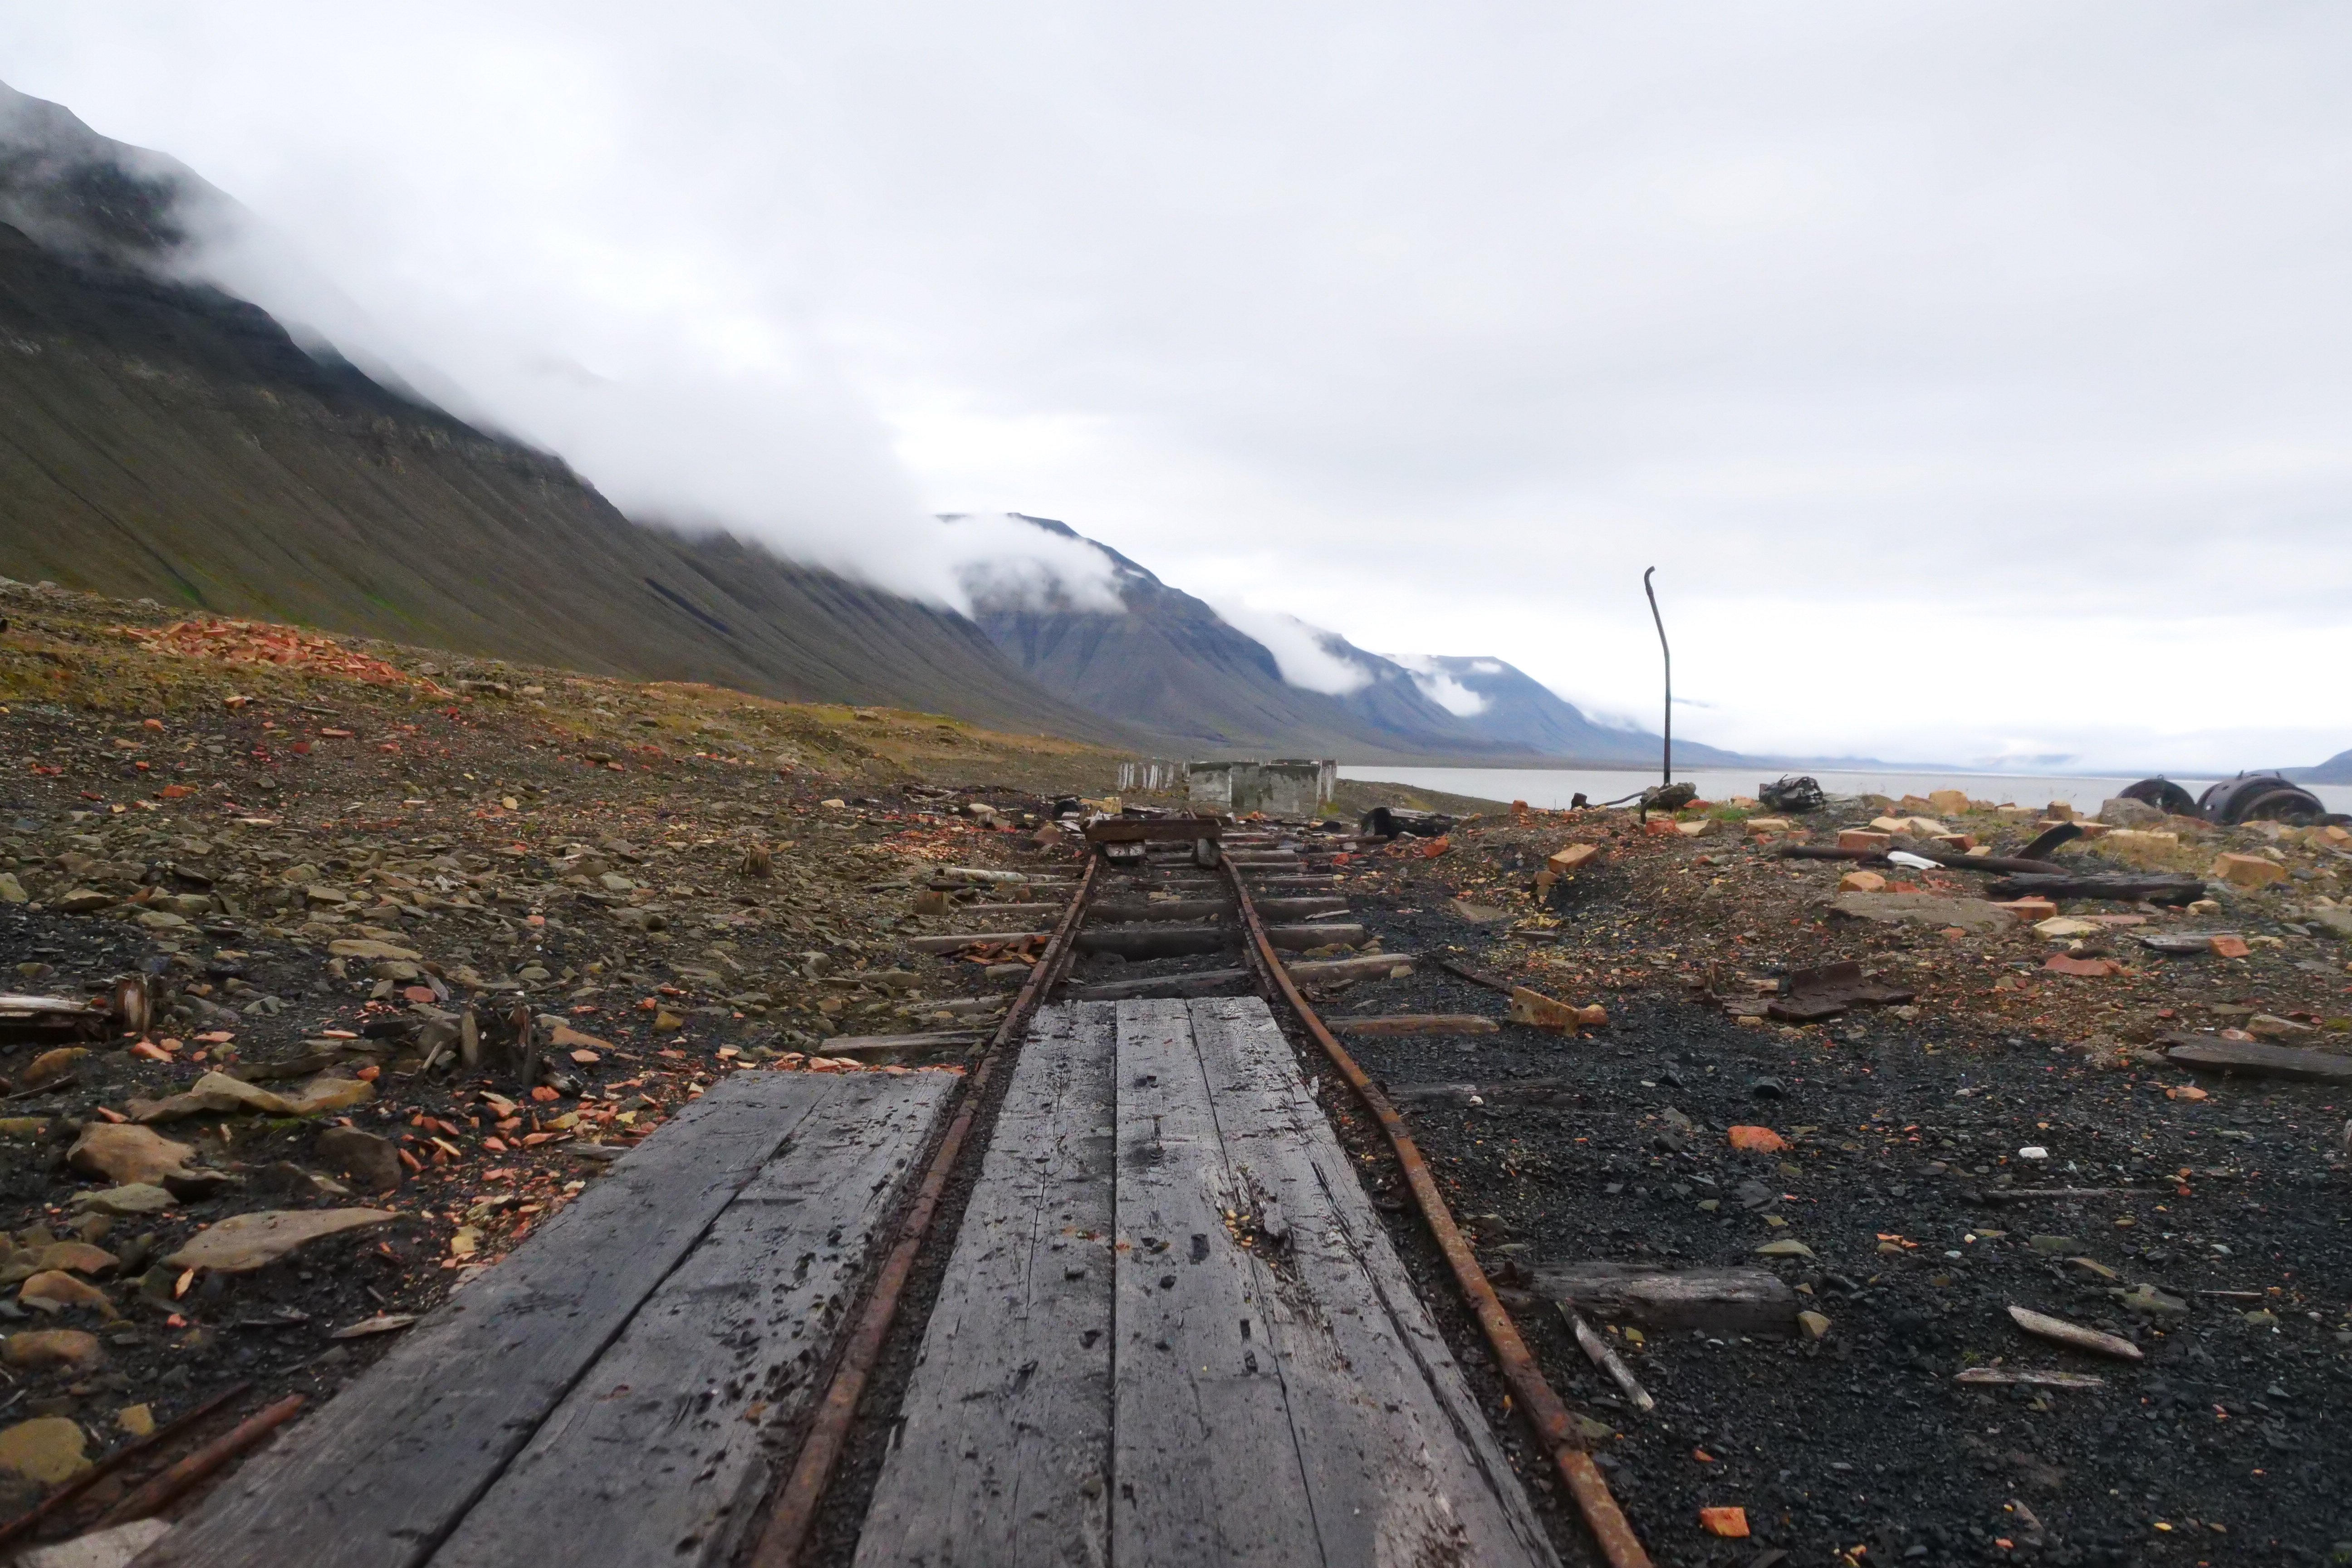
1207, 601, 1372, 696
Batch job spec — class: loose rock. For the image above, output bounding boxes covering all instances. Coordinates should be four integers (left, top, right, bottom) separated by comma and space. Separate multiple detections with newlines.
67, 1125, 196, 1187
165, 1207, 396, 1273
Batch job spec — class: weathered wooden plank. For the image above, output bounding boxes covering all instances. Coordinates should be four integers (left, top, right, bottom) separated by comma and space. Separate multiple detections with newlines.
853, 1004, 1117, 1568
1087, 898, 1235, 923
1086, 897, 1349, 924
1284, 953, 1416, 984
1110, 999, 1322, 1566
906, 930, 1049, 953
1060, 969, 1255, 1002
1186, 999, 1560, 1567
819, 1032, 985, 1056
2163, 1039, 2352, 1082
1074, 925, 1235, 959
1328, 1014, 1501, 1036
1063, 968, 1260, 1006
432, 1072, 956, 1568
138, 1071, 839, 1568
1530, 1263, 1797, 1336
1388, 1078, 1578, 1107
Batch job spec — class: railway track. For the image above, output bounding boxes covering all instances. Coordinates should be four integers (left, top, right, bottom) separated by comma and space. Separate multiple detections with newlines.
137, 815, 1650, 1568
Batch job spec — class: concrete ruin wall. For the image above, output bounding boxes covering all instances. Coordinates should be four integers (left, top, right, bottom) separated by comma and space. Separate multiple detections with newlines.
1186, 758, 1335, 817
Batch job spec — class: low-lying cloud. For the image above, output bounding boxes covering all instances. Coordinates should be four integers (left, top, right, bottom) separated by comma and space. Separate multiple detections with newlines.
946, 513, 1125, 613
1384, 653, 1489, 718
1207, 601, 1373, 696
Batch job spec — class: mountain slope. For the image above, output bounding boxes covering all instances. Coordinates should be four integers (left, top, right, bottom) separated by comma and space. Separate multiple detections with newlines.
1392, 653, 1742, 765
0, 85, 1133, 743
2288, 748, 2352, 785
965, 515, 1744, 763
963, 516, 1501, 756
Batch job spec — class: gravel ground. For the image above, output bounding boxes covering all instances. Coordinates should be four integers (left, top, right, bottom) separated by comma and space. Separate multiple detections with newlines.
1284, 806, 2352, 1568
7, 578, 2349, 1566
0, 581, 1101, 1550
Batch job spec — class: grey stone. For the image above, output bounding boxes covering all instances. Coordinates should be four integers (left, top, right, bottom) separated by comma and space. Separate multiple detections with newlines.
316, 1126, 403, 1194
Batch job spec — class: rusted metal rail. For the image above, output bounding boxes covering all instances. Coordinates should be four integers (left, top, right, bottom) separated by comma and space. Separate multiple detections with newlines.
1221, 855, 1655, 1568
94, 1394, 304, 1530
745, 857, 1101, 1568
0, 1381, 250, 1552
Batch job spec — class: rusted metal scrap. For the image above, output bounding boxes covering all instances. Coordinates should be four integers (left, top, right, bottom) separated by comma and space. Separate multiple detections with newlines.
1358, 806, 1455, 840
2012, 821, 2084, 861
1761, 960, 1915, 1022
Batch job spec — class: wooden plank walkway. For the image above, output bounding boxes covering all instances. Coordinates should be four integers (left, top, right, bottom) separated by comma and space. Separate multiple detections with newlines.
138, 1068, 957, 1568
855, 999, 1558, 1568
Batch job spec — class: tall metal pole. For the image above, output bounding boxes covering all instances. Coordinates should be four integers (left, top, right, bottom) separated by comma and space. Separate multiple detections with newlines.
1642, 567, 1670, 788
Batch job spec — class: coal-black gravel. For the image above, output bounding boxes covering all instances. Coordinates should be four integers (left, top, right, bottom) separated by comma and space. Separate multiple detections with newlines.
1297, 893, 2352, 1568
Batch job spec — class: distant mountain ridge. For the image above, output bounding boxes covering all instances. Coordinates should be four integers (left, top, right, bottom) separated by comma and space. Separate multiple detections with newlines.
2288, 748, 2352, 785
962, 514, 1743, 764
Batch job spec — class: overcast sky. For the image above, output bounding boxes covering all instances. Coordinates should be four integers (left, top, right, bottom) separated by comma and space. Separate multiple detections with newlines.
7, 3, 2352, 772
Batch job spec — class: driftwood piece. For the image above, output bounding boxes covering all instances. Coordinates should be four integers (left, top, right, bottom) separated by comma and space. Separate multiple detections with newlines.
1986, 872, 2206, 905
228, 1042, 388, 1083
1778, 843, 2141, 877
1286, 953, 1416, 984
2163, 1038, 2352, 1083
1328, 1015, 1501, 1036
2007, 1305, 2144, 1361
1954, 1367, 2106, 1390
1563, 1307, 1654, 1414
1533, 1263, 1798, 1336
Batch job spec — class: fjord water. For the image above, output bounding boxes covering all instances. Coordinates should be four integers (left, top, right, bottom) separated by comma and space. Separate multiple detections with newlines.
1340, 765, 2352, 816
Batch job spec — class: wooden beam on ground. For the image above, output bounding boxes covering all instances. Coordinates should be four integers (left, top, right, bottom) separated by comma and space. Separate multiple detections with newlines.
140, 1072, 852, 1568
1327, 1014, 1500, 1036
1286, 953, 1416, 984
2164, 1039, 2352, 1083
1070, 923, 1369, 959
853, 1005, 1117, 1567
817, 1031, 984, 1056
1108, 1000, 1323, 1561
1530, 1263, 1798, 1337
1086, 898, 1234, 922
1073, 924, 1235, 959
1059, 969, 1256, 1001
906, 930, 1048, 953
433, 1073, 957, 1568
1171, 1000, 1562, 1565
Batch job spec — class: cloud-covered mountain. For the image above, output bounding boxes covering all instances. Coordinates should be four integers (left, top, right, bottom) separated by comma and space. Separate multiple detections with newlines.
0, 83, 1131, 742
0, 79, 1746, 769
961, 515, 1742, 764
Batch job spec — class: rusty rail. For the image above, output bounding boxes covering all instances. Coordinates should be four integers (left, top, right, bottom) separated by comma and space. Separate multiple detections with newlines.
93, 1392, 304, 1529
0, 1381, 250, 1551
1222, 857, 1654, 1568
745, 854, 1100, 1568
